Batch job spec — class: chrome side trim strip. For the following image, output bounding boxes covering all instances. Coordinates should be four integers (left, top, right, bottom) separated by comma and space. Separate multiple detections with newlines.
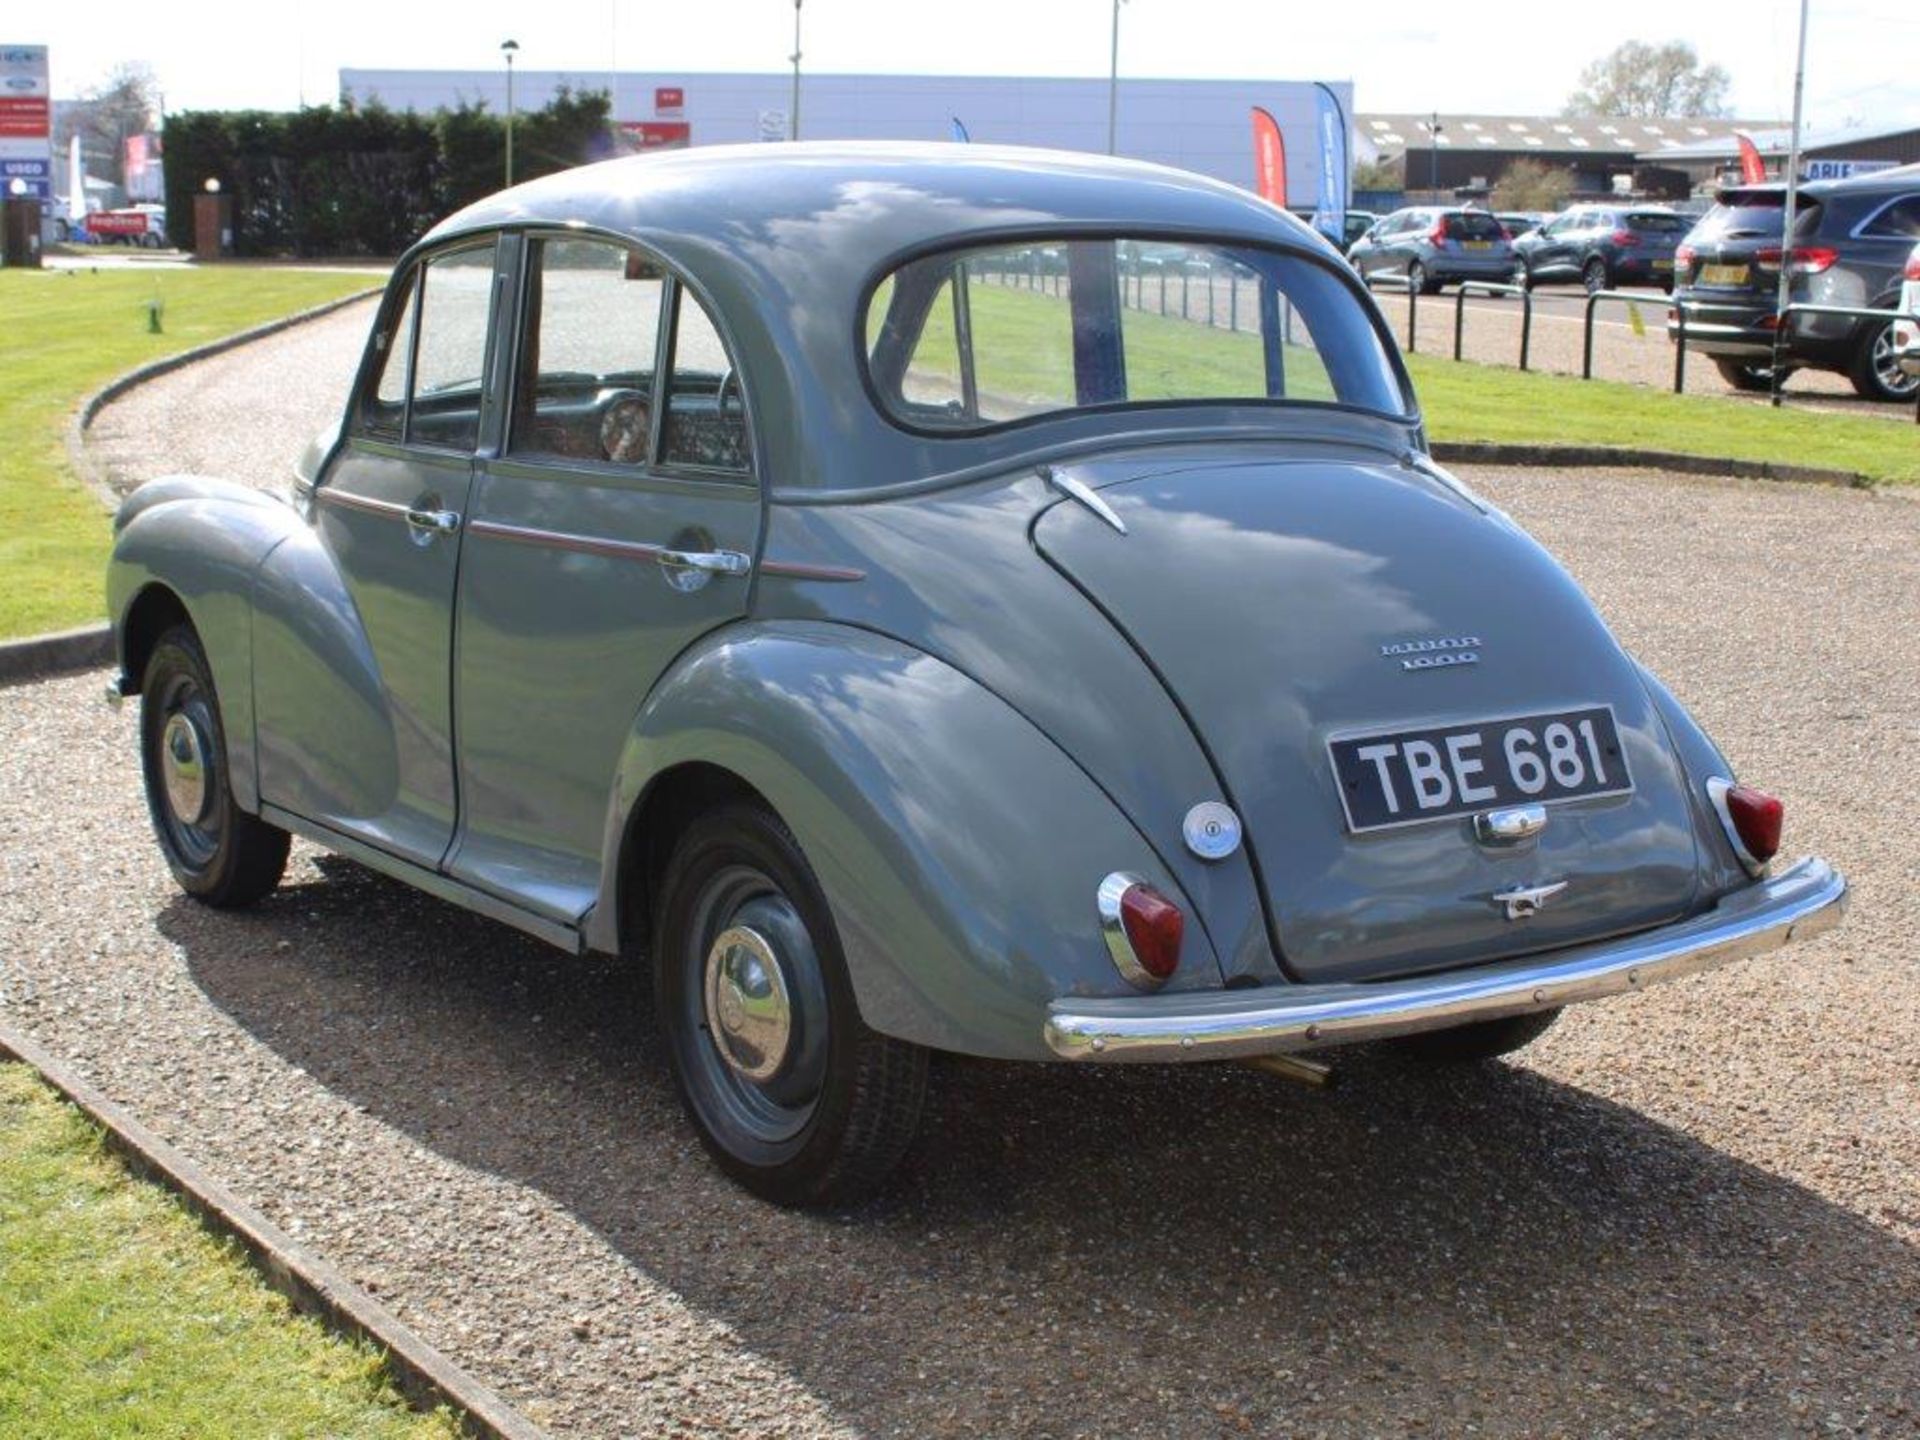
467, 518, 665, 564
758, 559, 868, 582
315, 488, 415, 523
1045, 855, 1846, 1062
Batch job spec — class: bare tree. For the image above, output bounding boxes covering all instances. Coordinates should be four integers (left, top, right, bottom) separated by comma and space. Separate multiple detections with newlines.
1564, 41, 1732, 118
1492, 158, 1574, 212
55, 63, 162, 189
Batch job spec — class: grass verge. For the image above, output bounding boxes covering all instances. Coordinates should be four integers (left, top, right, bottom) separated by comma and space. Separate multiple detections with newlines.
0, 266, 375, 641
0, 1062, 456, 1439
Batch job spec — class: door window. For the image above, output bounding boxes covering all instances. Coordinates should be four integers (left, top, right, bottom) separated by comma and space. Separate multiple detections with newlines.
361, 269, 419, 439
407, 241, 497, 453
510, 238, 666, 465
1860, 196, 1920, 240
659, 287, 751, 473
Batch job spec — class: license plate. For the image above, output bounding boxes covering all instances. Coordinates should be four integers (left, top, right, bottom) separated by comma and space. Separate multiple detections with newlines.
1652, 259, 1674, 271
1461, 240, 1493, 251
1700, 263, 1748, 286
1329, 706, 1633, 833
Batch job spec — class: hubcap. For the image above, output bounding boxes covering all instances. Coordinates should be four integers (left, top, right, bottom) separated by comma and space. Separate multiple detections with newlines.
1872, 329, 1916, 394
161, 712, 210, 824
703, 925, 792, 1082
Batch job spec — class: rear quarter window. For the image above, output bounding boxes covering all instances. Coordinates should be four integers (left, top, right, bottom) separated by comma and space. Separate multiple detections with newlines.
1627, 213, 1687, 233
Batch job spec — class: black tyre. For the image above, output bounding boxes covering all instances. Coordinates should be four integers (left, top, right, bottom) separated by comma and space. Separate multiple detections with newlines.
1848, 319, 1920, 403
1390, 1009, 1561, 1064
1408, 261, 1438, 296
1581, 257, 1609, 295
653, 803, 928, 1207
1712, 357, 1780, 394
138, 625, 289, 907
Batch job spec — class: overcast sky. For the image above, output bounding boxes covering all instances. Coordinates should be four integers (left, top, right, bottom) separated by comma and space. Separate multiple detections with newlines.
29, 0, 1918, 131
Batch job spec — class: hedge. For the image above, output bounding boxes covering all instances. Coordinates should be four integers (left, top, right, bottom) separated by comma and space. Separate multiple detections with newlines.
161, 90, 614, 258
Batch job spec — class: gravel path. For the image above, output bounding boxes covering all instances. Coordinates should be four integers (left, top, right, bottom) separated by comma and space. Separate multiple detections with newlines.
13, 303, 1918, 1437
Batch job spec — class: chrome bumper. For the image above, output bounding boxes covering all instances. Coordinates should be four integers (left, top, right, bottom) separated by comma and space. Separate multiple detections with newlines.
1045, 856, 1846, 1062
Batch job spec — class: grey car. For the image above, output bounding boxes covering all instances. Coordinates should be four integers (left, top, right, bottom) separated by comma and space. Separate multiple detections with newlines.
1513, 204, 1689, 293
1348, 207, 1516, 293
1670, 165, 1920, 401
106, 144, 1845, 1206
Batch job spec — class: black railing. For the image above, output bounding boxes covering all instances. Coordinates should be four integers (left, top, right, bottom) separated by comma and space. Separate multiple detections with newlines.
1581, 289, 1667, 383
1452, 281, 1533, 371
1768, 303, 1920, 423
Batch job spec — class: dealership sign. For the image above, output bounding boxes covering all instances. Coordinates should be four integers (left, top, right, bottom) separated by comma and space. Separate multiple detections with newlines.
654, 86, 684, 117
2, 152, 49, 198
1802, 158, 1896, 182
619, 121, 691, 150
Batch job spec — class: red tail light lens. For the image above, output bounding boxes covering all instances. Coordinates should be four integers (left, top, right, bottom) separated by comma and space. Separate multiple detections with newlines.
1676, 243, 1696, 266
1904, 250, 1920, 281
1611, 229, 1639, 246
1708, 778, 1783, 873
1098, 873, 1185, 987
1428, 217, 1451, 245
1755, 245, 1839, 276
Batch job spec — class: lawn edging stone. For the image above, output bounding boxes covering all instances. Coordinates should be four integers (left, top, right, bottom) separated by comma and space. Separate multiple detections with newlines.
1430, 441, 1873, 489
0, 1020, 550, 1440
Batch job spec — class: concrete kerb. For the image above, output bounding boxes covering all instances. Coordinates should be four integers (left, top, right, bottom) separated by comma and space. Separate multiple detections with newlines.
0, 1021, 551, 1440
1429, 441, 1875, 490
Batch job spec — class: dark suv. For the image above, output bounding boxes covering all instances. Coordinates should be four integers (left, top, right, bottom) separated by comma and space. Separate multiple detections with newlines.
1670, 165, 1920, 402
1513, 205, 1690, 293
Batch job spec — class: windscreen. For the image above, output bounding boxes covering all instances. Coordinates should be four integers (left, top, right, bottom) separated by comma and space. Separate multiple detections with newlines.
864, 238, 1408, 432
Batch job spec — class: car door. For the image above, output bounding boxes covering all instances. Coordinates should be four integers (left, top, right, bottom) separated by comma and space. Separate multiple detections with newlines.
443, 233, 762, 922
1530, 213, 1572, 276
254, 238, 501, 868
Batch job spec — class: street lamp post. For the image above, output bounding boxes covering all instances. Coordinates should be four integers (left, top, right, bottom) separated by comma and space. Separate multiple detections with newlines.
789, 0, 803, 142
1107, 0, 1126, 156
501, 39, 520, 187
1427, 112, 1443, 197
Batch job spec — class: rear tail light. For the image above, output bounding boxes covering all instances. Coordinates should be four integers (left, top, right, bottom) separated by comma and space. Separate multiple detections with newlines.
1098, 873, 1185, 988
1707, 778, 1784, 874
1676, 244, 1696, 266
1611, 229, 1639, 247
1428, 217, 1451, 245
1904, 250, 1920, 282
1754, 245, 1838, 276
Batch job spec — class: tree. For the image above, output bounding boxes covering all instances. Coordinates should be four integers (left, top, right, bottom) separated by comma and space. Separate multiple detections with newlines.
1564, 41, 1731, 118
59, 63, 164, 188
1492, 158, 1574, 212
1352, 157, 1401, 192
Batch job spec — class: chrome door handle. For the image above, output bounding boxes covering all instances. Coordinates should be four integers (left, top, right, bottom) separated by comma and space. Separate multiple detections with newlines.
405, 507, 461, 536
656, 549, 751, 577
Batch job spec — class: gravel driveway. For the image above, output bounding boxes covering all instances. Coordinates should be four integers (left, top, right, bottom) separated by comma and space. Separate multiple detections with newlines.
7, 307, 1917, 1437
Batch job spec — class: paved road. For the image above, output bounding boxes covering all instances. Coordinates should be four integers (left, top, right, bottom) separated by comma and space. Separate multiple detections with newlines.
17, 303, 1918, 1438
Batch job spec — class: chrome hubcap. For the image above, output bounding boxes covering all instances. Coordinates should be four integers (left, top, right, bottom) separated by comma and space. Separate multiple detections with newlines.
703, 925, 793, 1082
161, 712, 210, 824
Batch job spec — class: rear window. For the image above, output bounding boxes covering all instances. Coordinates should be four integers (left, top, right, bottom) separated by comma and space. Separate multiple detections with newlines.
1446, 211, 1505, 239
863, 237, 1408, 433
1689, 199, 1823, 245
1626, 212, 1687, 233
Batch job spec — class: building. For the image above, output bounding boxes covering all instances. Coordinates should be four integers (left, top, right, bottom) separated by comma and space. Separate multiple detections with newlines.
1358, 111, 1781, 201
339, 68, 1351, 205
1633, 119, 1920, 191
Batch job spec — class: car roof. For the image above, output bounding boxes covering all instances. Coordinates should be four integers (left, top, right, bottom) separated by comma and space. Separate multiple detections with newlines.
412, 142, 1392, 495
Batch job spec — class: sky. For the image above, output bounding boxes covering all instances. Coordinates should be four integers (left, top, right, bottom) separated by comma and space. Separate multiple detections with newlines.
25, 0, 1919, 132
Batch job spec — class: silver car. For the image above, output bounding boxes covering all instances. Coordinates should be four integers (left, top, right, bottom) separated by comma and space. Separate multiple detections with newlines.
107, 144, 1846, 1206
1348, 206, 1517, 293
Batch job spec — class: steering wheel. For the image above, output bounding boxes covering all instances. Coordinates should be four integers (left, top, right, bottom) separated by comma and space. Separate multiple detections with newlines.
716, 367, 744, 417
596, 388, 652, 464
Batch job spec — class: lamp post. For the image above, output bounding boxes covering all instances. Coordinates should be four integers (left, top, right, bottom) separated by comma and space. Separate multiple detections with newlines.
1426, 112, 1442, 197
501, 39, 520, 186
789, 0, 803, 141
1106, 0, 1127, 156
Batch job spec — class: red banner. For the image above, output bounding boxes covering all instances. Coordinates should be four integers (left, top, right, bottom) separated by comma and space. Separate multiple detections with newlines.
0, 95, 50, 138
620, 121, 691, 150
1733, 130, 1766, 185
1251, 106, 1287, 208
86, 209, 151, 238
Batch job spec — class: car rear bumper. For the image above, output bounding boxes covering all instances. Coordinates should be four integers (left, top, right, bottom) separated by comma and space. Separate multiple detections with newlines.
1044, 856, 1846, 1062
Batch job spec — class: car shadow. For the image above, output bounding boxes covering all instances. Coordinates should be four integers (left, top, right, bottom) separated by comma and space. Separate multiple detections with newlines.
163, 858, 1916, 1436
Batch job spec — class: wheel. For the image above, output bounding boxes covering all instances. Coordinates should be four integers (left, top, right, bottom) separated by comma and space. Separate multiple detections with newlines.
1408, 261, 1438, 296
1389, 1009, 1561, 1064
1848, 319, 1920, 403
138, 625, 289, 907
1712, 357, 1780, 394
1581, 257, 1609, 295
653, 803, 928, 1207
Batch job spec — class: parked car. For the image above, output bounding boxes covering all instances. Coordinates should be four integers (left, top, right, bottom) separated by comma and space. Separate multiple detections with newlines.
106, 143, 1846, 1206
1348, 206, 1516, 293
1670, 165, 1920, 401
1497, 211, 1546, 239
1290, 206, 1380, 254
1513, 205, 1688, 293
1894, 240, 1920, 379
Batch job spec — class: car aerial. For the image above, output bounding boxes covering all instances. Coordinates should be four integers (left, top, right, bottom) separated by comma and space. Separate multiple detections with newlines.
1347, 206, 1516, 293
106, 143, 1847, 1208
1512, 204, 1689, 293
1669, 164, 1920, 402
1894, 240, 1920, 379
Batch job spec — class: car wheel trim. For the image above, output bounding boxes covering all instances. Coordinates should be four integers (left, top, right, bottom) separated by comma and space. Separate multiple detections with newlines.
150, 673, 223, 868
1870, 326, 1918, 396
680, 863, 831, 1150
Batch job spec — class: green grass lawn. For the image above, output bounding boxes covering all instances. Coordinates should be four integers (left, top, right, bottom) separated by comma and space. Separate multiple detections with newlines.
0, 266, 376, 641
898, 280, 1919, 484
0, 1064, 456, 1438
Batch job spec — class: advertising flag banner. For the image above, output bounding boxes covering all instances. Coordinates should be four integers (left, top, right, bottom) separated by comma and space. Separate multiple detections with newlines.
1733, 130, 1766, 184
1309, 84, 1347, 244
1251, 106, 1287, 208
950, 116, 970, 144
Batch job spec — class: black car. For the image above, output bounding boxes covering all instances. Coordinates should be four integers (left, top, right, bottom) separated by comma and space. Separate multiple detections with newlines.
1513, 205, 1690, 293
1670, 165, 1920, 402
